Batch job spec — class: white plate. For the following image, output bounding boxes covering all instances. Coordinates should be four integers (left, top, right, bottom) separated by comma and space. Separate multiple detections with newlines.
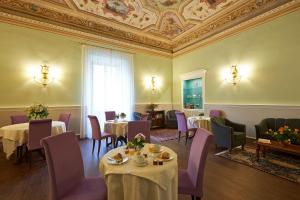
160, 156, 174, 162
107, 155, 129, 165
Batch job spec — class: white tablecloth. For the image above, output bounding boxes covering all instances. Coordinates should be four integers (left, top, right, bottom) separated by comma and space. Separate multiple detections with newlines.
0, 121, 66, 159
100, 144, 178, 200
187, 116, 211, 131
104, 120, 128, 137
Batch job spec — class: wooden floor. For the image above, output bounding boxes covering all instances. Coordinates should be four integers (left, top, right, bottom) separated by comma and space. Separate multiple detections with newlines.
0, 130, 300, 200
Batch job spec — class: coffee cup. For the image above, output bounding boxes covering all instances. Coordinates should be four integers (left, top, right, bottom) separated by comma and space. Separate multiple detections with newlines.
136, 154, 145, 163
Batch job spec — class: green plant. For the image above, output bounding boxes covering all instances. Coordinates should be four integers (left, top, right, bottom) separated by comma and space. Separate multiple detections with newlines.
120, 112, 126, 119
27, 103, 49, 120
147, 103, 158, 111
132, 133, 146, 149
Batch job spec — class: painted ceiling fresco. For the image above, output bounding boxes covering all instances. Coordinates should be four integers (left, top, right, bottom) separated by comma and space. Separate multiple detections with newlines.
72, 0, 237, 39
0, 0, 296, 55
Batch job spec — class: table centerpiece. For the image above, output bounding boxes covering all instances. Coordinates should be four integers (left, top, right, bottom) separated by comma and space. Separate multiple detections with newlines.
26, 103, 49, 120
266, 126, 300, 145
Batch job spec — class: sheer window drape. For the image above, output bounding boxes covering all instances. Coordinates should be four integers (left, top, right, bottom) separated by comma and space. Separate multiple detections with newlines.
81, 46, 134, 138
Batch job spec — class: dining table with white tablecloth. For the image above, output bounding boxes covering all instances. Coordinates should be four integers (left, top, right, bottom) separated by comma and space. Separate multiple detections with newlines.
99, 143, 178, 200
187, 116, 211, 131
0, 121, 66, 159
104, 120, 128, 137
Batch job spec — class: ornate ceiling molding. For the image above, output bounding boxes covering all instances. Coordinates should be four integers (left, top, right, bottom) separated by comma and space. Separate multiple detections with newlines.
0, 0, 299, 57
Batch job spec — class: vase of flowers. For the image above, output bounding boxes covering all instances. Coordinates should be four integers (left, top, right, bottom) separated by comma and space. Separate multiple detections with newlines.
27, 103, 49, 120
132, 133, 146, 151
120, 112, 126, 120
266, 126, 300, 145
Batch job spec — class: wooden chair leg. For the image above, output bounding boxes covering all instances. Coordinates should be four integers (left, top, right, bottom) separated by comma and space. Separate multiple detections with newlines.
178, 131, 181, 142
185, 132, 189, 145
196, 197, 201, 200
191, 195, 195, 200
111, 138, 114, 148
92, 139, 95, 154
242, 144, 245, 150
97, 140, 101, 157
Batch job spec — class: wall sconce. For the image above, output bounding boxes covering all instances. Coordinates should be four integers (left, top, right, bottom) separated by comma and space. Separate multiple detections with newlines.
150, 76, 157, 94
225, 65, 241, 86
33, 65, 54, 87
145, 76, 161, 94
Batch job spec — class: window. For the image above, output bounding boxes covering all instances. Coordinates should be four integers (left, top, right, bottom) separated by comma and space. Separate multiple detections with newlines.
81, 46, 134, 138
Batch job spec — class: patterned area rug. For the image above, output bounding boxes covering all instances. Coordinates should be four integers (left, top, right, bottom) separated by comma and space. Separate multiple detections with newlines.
150, 129, 180, 143
216, 146, 300, 184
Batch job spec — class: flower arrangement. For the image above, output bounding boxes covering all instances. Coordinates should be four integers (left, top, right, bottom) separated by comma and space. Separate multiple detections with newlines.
27, 103, 49, 120
266, 125, 300, 144
132, 133, 146, 150
120, 112, 126, 119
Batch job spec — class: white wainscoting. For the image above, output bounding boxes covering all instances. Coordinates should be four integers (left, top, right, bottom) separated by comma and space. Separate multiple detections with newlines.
0, 106, 82, 135
205, 104, 300, 138
173, 103, 300, 138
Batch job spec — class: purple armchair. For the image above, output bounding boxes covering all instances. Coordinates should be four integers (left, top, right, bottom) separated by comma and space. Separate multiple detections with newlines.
175, 112, 196, 145
209, 110, 222, 118
26, 119, 52, 167
10, 115, 29, 124
178, 128, 213, 200
105, 111, 116, 121
58, 113, 71, 131
41, 132, 107, 200
127, 120, 150, 143
88, 115, 116, 156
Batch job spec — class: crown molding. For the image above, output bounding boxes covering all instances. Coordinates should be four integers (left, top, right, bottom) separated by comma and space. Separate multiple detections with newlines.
0, 0, 299, 57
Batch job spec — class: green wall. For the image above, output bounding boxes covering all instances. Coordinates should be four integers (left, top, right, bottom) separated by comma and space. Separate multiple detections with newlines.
0, 22, 173, 107
0, 22, 82, 106
173, 10, 300, 105
134, 53, 173, 104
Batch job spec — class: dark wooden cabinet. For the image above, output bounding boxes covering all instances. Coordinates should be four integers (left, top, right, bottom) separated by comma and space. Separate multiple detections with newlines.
147, 110, 165, 129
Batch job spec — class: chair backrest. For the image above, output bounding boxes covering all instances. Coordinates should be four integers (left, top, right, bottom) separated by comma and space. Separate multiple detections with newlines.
127, 121, 150, 143
105, 111, 116, 121
58, 113, 71, 131
88, 115, 101, 140
41, 132, 84, 200
140, 113, 149, 121
28, 119, 52, 150
10, 115, 28, 124
175, 112, 188, 132
166, 110, 177, 120
209, 110, 222, 118
187, 128, 213, 195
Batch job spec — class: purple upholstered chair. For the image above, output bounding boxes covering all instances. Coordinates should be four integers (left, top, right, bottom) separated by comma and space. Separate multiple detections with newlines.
209, 110, 222, 118
175, 112, 196, 145
41, 132, 107, 200
10, 115, 29, 124
88, 115, 116, 156
127, 120, 150, 143
178, 128, 213, 200
58, 113, 71, 131
105, 111, 116, 121
26, 119, 52, 167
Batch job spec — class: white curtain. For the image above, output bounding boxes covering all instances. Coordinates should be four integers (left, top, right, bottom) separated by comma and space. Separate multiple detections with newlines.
81, 46, 134, 138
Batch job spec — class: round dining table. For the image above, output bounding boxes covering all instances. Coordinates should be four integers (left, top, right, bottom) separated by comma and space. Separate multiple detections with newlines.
99, 143, 178, 200
0, 121, 66, 159
187, 116, 211, 131
104, 120, 128, 137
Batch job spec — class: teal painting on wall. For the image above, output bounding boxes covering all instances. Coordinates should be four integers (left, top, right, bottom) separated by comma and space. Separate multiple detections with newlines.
183, 78, 203, 109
